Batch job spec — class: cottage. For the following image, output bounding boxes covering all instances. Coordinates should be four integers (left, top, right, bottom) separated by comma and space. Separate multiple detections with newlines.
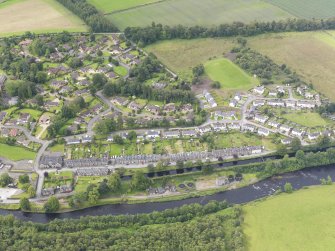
258, 128, 270, 137
308, 132, 320, 141
164, 103, 176, 112
280, 124, 292, 133
163, 131, 180, 139
291, 128, 305, 137
281, 138, 292, 145
145, 104, 160, 114
128, 101, 142, 112
254, 114, 269, 124
203, 91, 217, 108
267, 120, 281, 128
181, 130, 197, 137
254, 86, 265, 95
112, 97, 128, 106
234, 93, 241, 101
229, 99, 238, 107
17, 113, 31, 124
39, 114, 50, 125
253, 100, 265, 107
146, 130, 161, 140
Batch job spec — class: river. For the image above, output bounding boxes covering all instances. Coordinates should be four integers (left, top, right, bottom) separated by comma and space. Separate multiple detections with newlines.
0, 164, 334, 223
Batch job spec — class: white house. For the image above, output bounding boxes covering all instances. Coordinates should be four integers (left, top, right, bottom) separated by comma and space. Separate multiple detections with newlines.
244, 124, 256, 132
254, 86, 265, 95
253, 100, 265, 107
229, 99, 238, 107
297, 101, 316, 109
254, 114, 269, 124
308, 132, 320, 141
285, 100, 296, 109
211, 122, 226, 132
280, 124, 292, 133
281, 138, 292, 145
291, 128, 305, 137
146, 130, 161, 140
268, 120, 281, 128
267, 99, 285, 107
163, 131, 180, 139
258, 128, 270, 137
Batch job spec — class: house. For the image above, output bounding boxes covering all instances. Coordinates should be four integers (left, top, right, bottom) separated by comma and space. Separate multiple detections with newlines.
258, 128, 270, 137
253, 100, 265, 107
305, 92, 314, 99
8, 97, 18, 106
181, 104, 193, 113
229, 99, 238, 107
254, 86, 265, 95
163, 131, 180, 139
146, 130, 161, 140
197, 126, 212, 134
211, 122, 226, 132
243, 124, 256, 132
280, 124, 292, 133
39, 114, 50, 125
308, 132, 320, 141
181, 130, 197, 137
66, 138, 81, 145
145, 104, 160, 114
267, 99, 285, 107
277, 86, 285, 94
137, 133, 145, 141
254, 114, 269, 124
268, 120, 281, 129
128, 101, 142, 112
203, 91, 217, 108
58, 86, 73, 94
44, 100, 59, 109
112, 97, 128, 106
92, 104, 103, 114
17, 113, 31, 124
227, 123, 241, 130
268, 90, 278, 97
297, 101, 316, 109
106, 72, 118, 79
9, 128, 19, 137
164, 103, 176, 112
286, 100, 296, 108
0, 111, 7, 123
214, 111, 236, 120
77, 79, 90, 86
152, 82, 167, 89
291, 128, 305, 137
82, 135, 92, 144
234, 93, 241, 101
281, 138, 292, 145
0, 128, 10, 137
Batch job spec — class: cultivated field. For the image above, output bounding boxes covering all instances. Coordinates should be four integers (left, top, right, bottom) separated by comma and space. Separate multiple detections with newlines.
107, 0, 294, 30
0, 0, 87, 36
204, 58, 259, 90
146, 38, 235, 79
88, 0, 160, 14
266, 0, 335, 19
247, 31, 335, 100
244, 185, 335, 251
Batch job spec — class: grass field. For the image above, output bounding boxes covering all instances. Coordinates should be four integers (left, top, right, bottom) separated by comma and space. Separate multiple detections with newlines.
266, 0, 335, 19
146, 38, 235, 79
244, 185, 335, 251
0, 0, 87, 36
282, 112, 329, 127
88, 0, 160, 13
204, 58, 259, 90
0, 143, 36, 161
248, 31, 335, 100
107, 0, 293, 30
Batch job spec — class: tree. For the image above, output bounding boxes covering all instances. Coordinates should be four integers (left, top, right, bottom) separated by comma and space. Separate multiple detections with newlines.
108, 173, 121, 192
130, 171, 151, 191
284, 182, 293, 193
92, 73, 107, 89
98, 181, 109, 194
192, 64, 204, 77
88, 187, 100, 205
113, 135, 124, 145
20, 198, 30, 211
176, 160, 184, 170
0, 173, 13, 187
44, 196, 60, 212
290, 137, 302, 152
317, 135, 331, 148
27, 186, 36, 198
19, 174, 29, 184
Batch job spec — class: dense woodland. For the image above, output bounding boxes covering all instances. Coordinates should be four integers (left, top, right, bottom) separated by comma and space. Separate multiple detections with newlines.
125, 18, 335, 46
0, 202, 244, 251
56, 0, 118, 32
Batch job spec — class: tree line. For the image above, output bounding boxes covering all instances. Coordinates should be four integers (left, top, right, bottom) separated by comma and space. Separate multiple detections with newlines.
125, 18, 335, 46
55, 0, 118, 32
0, 202, 244, 251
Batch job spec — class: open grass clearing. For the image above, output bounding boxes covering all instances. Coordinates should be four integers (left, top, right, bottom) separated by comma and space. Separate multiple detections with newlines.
0, 0, 87, 36
244, 185, 335, 251
204, 58, 259, 90
282, 112, 329, 127
266, 0, 335, 19
146, 38, 235, 79
247, 31, 335, 100
0, 143, 36, 161
107, 0, 294, 30
88, 0, 161, 13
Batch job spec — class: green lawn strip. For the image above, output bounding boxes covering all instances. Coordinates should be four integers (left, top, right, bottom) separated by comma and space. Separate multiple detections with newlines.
282, 112, 329, 127
0, 143, 36, 161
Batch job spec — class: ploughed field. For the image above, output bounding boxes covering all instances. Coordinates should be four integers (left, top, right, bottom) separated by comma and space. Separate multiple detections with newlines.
0, 0, 87, 36
244, 185, 335, 251
106, 0, 294, 30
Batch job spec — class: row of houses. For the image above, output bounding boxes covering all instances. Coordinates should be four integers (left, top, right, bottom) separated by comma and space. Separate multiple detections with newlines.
253, 99, 317, 109
203, 90, 217, 108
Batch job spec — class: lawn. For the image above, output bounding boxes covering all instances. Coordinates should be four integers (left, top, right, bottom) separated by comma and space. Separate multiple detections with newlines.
146, 38, 235, 79
15, 108, 42, 120
0, 0, 87, 36
204, 58, 259, 90
0, 143, 36, 161
107, 0, 294, 30
88, 0, 160, 13
248, 31, 335, 100
244, 185, 335, 251
282, 112, 329, 127
214, 133, 263, 149
266, 0, 335, 19
114, 66, 128, 77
